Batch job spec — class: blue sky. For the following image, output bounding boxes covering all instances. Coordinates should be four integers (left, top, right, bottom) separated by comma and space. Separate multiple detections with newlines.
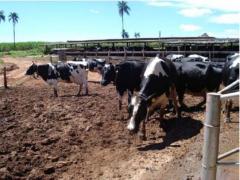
0, 0, 239, 42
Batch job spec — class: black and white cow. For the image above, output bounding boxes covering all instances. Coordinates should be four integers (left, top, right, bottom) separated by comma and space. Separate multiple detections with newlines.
127, 57, 180, 138
165, 54, 184, 62
25, 61, 88, 97
222, 55, 239, 87
222, 54, 239, 122
100, 60, 147, 112
72, 57, 106, 72
174, 61, 223, 108
188, 54, 209, 62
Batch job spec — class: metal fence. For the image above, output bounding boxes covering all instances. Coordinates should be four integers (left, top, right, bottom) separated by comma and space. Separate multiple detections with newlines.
201, 79, 239, 180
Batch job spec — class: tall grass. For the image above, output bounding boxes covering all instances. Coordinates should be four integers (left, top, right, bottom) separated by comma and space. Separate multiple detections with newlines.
0, 42, 46, 57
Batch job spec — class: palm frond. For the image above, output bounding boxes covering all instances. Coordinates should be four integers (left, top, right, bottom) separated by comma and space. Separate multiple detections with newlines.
0, 10, 5, 22
9, 12, 19, 24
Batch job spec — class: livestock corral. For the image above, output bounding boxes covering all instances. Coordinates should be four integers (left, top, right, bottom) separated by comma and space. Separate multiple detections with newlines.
0, 56, 239, 179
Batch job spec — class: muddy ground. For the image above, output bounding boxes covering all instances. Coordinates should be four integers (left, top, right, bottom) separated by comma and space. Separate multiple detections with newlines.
0, 57, 239, 180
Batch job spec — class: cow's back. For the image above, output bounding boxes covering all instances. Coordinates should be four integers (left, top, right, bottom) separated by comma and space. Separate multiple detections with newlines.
55, 63, 71, 81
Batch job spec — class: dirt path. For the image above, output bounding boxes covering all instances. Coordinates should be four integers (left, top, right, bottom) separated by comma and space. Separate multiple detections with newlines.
0, 57, 239, 180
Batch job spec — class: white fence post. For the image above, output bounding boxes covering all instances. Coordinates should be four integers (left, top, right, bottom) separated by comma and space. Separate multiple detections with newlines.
201, 93, 221, 180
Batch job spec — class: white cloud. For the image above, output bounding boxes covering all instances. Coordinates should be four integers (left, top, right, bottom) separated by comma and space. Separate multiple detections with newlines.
89, 9, 100, 14
180, 24, 201, 31
210, 13, 240, 24
179, 8, 212, 17
147, 0, 239, 12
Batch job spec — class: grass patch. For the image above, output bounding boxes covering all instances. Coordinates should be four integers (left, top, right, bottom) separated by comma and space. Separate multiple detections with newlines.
6, 48, 44, 57
0, 59, 3, 64
0, 42, 45, 52
0, 42, 46, 57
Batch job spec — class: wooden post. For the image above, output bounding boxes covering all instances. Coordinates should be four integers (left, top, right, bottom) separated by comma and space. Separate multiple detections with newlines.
3, 67, 8, 89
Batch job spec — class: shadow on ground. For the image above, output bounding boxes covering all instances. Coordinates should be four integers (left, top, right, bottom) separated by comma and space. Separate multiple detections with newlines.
138, 117, 203, 151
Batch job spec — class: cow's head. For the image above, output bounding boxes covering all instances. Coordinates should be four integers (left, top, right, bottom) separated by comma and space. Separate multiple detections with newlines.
26, 62, 38, 76
127, 76, 168, 133
127, 95, 148, 133
127, 57, 171, 133
88, 59, 106, 73
100, 63, 115, 86
228, 59, 239, 84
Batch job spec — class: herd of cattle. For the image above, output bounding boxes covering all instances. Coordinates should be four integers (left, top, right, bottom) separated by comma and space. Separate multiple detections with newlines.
26, 53, 239, 139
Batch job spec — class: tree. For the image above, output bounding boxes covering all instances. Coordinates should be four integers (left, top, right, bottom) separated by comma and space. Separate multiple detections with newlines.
0, 10, 5, 23
134, 32, 140, 38
9, 12, 19, 48
122, 29, 129, 39
118, 1, 130, 38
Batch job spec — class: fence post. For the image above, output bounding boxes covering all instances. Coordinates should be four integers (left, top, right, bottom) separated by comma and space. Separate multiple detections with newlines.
108, 50, 111, 62
3, 67, 8, 89
142, 49, 145, 59
201, 93, 221, 180
124, 48, 127, 60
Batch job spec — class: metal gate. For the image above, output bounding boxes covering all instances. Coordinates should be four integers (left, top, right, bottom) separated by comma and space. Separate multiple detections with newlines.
201, 79, 239, 180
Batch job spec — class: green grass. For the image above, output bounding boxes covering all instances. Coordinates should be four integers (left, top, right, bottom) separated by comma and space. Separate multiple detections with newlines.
5, 49, 44, 57
0, 42, 47, 57
0, 59, 3, 64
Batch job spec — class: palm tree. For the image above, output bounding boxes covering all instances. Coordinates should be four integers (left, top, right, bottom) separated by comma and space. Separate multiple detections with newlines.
122, 29, 129, 39
9, 12, 19, 48
0, 10, 5, 23
118, 1, 130, 38
134, 32, 140, 38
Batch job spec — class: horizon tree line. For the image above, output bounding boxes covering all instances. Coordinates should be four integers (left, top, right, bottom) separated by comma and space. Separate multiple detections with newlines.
0, 10, 19, 48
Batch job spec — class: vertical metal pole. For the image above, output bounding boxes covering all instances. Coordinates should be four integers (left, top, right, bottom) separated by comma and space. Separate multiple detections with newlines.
124, 47, 127, 60
108, 50, 110, 62
3, 67, 8, 89
201, 93, 221, 180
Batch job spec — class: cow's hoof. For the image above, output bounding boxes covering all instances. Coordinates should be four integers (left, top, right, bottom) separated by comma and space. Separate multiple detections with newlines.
120, 114, 124, 120
224, 117, 231, 123
138, 132, 146, 141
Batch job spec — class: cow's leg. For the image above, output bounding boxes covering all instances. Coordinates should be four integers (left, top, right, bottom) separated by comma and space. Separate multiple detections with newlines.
53, 88, 58, 97
139, 109, 149, 141
177, 87, 186, 109
127, 90, 134, 115
82, 80, 88, 96
117, 93, 124, 119
50, 80, 58, 97
77, 84, 82, 96
170, 85, 181, 118
225, 99, 232, 122
127, 90, 133, 106
118, 93, 123, 111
